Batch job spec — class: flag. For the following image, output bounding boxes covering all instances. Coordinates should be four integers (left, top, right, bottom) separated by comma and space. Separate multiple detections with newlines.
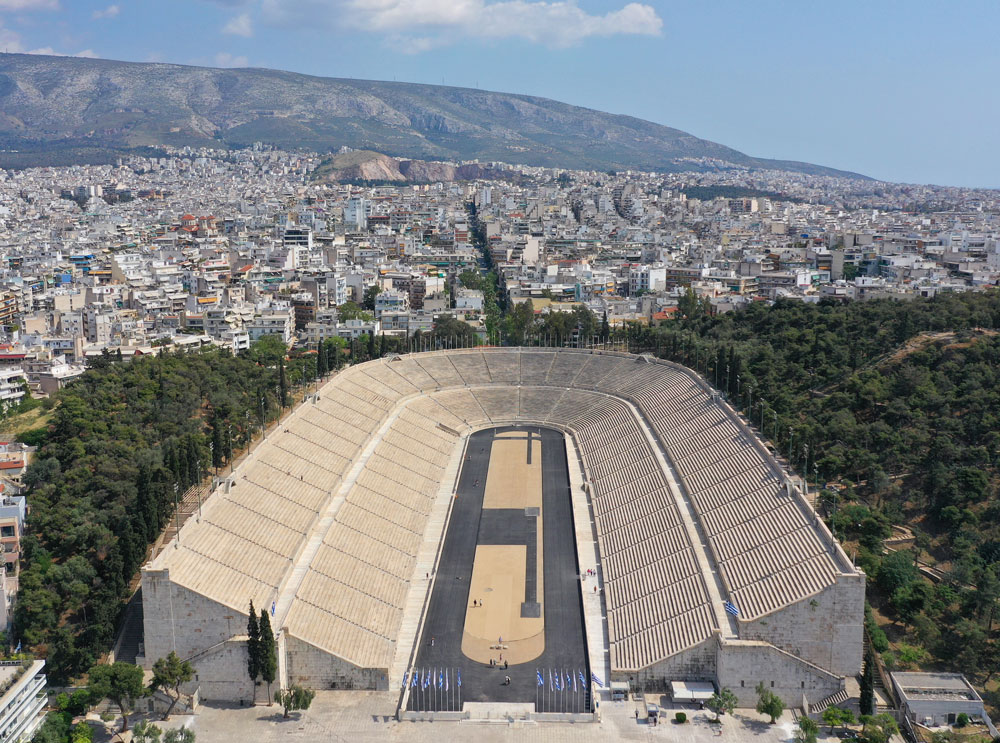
555, 672, 562, 691
578, 670, 586, 689
412, 671, 418, 688
565, 671, 572, 690
14, 641, 20, 653
271, 601, 276, 616
536, 670, 544, 687
438, 670, 443, 689
402, 672, 408, 690
591, 672, 603, 688
423, 669, 430, 689
549, 669, 554, 691
573, 670, 578, 693
724, 600, 740, 617
457, 669, 462, 687
445, 670, 449, 692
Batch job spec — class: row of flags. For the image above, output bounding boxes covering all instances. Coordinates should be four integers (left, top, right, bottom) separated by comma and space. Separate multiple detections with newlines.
403, 668, 461, 691
536, 669, 595, 692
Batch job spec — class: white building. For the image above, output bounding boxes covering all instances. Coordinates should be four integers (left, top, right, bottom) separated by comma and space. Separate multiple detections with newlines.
246, 313, 293, 343
0, 660, 46, 743
0, 369, 25, 412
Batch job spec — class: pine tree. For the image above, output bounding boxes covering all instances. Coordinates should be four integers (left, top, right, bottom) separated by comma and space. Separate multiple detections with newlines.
860, 646, 875, 716
258, 608, 277, 705
247, 601, 260, 702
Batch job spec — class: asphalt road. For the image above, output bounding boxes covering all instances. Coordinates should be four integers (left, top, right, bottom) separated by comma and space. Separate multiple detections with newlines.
407, 426, 590, 712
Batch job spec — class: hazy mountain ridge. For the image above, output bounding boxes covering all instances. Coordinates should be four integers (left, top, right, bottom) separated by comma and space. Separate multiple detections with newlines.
0, 53, 867, 178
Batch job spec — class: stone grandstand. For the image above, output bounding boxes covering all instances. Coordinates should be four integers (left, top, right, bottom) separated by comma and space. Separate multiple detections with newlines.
140, 349, 864, 707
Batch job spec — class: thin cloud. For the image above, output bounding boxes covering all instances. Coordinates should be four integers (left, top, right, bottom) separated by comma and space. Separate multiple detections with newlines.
262, 0, 663, 48
0, 0, 59, 9
27, 47, 98, 57
0, 22, 24, 52
222, 12, 253, 37
92, 4, 120, 19
214, 51, 249, 67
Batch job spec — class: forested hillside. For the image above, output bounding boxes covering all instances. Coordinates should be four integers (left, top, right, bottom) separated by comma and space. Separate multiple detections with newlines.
13, 341, 327, 683
650, 291, 1000, 708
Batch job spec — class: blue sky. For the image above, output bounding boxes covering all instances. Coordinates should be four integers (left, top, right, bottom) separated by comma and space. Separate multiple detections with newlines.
1, 0, 997, 188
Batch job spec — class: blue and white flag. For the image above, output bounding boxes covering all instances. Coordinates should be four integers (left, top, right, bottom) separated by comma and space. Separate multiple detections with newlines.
402, 672, 408, 690
438, 670, 443, 689
591, 672, 603, 688
724, 600, 740, 617
457, 669, 462, 687
565, 671, 572, 690
412, 671, 418, 688
578, 670, 586, 689
555, 672, 562, 691
423, 669, 430, 689
14, 640, 20, 653
536, 670, 544, 687
445, 670, 449, 692
549, 669, 554, 691
271, 601, 276, 616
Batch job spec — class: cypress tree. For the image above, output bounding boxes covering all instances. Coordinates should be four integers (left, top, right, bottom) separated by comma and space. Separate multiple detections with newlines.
247, 601, 260, 702
258, 608, 277, 705
367, 332, 376, 360
316, 343, 327, 378
278, 361, 288, 408
860, 646, 875, 716
601, 311, 610, 341
211, 414, 224, 469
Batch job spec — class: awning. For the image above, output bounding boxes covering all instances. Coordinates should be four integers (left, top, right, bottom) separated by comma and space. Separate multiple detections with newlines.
671, 681, 715, 701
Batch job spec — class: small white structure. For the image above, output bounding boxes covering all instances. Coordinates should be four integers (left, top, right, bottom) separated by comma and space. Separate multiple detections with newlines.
892, 672, 995, 732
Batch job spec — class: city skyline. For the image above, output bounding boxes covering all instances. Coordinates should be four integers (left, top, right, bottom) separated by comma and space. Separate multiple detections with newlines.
0, 1, 996, 188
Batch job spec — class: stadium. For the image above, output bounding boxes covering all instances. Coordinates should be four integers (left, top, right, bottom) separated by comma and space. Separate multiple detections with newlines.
139, 348, 864, 717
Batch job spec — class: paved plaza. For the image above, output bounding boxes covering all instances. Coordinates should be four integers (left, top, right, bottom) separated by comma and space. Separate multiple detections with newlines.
116, 691, 848, 743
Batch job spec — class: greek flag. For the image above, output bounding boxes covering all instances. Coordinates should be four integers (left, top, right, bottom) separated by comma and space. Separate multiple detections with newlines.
402, 672, 408, 690
536, 670, 544, 686
271, 601, 276, 616
412, 671, 418, 688
565, 671, 572, 689
591, 672, 603, 687
555, 672, 562, 691
724, 600, 740, 617
423, 669, 430, 689
457, 669, 462, 687
438, 670, 443, 689
578, 670, 586, 688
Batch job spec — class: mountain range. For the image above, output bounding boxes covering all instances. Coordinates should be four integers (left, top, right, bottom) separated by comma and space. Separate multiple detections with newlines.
0, 53, 866, 178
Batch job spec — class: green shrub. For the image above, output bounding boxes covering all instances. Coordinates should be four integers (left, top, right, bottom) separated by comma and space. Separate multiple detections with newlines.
956, 713, 969, 728
675, 711, 686, 723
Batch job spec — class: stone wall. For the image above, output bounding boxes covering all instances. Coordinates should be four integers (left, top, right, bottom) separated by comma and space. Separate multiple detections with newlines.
285, 635, 388, 690
141, 568, 256, 703
141, 568, 251, 665
716, 639, 842, 707
738, 572, 865, 678
614, 637, 719, 692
